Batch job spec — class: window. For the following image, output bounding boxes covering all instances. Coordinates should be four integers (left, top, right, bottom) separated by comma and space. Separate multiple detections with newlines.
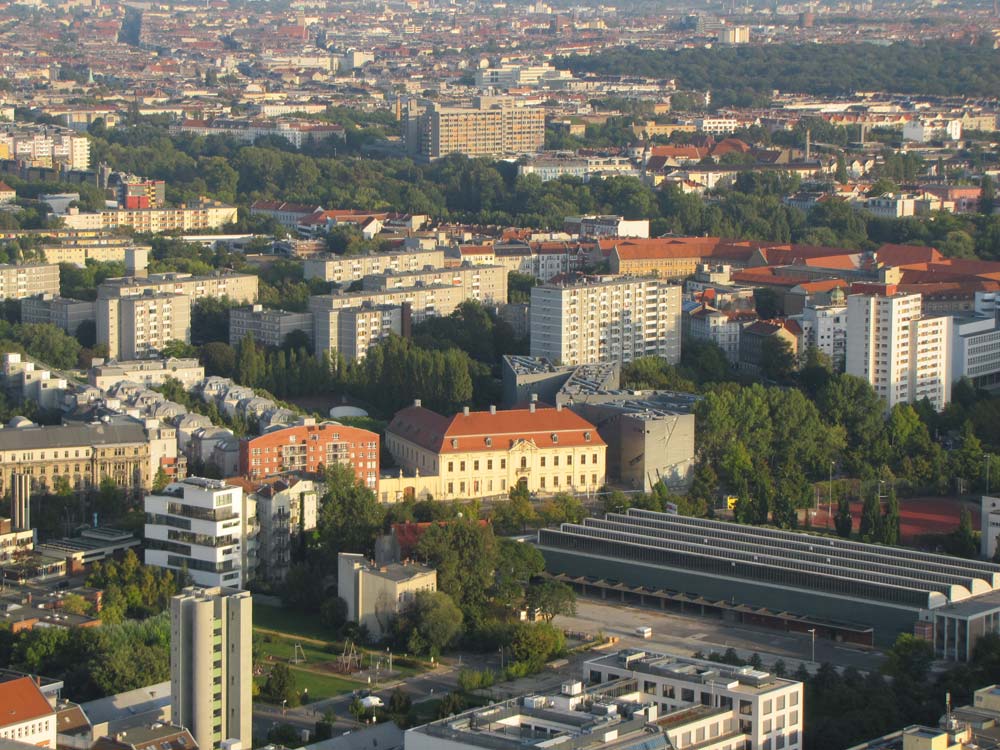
448, 462, 453, 472
520, 457, 527, 469
487, 459, 493, 470
447, 482, 453, 494
474, 460, 479, 471
554, 456, 559, 467
540, 457, 546, 467
501, 459, 506, 469
460, 461, 466, 471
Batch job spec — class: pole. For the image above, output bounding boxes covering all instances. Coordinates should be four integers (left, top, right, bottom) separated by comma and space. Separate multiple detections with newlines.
828, 461, 834, 529
808, 628, 816, 663
987, 453, 992, 496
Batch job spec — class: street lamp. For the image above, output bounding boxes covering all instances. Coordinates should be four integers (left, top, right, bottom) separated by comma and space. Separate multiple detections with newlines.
498, 645, 504, 671
807, 629, 816, 664
281, 698, 287, 717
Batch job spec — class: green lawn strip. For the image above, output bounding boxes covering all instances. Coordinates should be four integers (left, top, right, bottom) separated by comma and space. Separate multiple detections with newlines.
253, 604, 332, 641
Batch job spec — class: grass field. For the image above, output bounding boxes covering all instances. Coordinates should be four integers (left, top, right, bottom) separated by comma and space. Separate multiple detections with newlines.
254, 603, 333, 641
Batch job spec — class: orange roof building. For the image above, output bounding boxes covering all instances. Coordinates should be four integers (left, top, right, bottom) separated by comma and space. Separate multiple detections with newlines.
0, 676, 56, 747
386, 402, 606, 500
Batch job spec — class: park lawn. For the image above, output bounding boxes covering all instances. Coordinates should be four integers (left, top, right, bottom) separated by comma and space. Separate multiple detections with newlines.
286, 667, 360, 700
254, 603, 333, 642
258, 634, 338, 665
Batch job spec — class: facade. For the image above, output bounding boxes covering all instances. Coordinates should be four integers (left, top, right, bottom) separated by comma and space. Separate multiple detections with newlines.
0, 124, 90, 169
800, 302, 848, 370
170, 586, 252, 750
303, 249, 445, 284
981, 497, 1000, 560
951, 314, 1000, 388
98, 291, 192, 360
586, 650, 802, 750
174, 118, 345, 149
145, 478, 245, 588
738, 319, 801, 376
0, 420, 151, 495
21, 294, 96, 335
404, 99, 545, 160
2, 351, 68, 410
846, 288, 952, 411
88, 357, 205, 391
97, 271, 259, 305
363, 263, 508, 304
239, 421, 380, 488
254, 477, 319, 585
569, 215, 650, 240
61, 200, 239, 233
0, 675, 57, 748
339, 552, 437, 639
538, 508, 1000, 652
530, 276, 682, 367
0, 262, 60, 300
406, 658, 801, 750
229, 305, 314, 348
0, 517, 35, 566
686, 303, 747, 362
386, 402, 606, 500
335, 304, 406, 360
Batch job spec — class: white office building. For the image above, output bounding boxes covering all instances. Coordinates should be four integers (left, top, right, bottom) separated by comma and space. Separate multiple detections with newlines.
846, 288, 952, 411
530, 276, 682, 367
801, 301, 848, 370
952, 314, 1000, 389
145, 477, 244, 588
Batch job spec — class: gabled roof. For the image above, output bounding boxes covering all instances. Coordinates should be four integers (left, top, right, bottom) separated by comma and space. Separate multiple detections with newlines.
0, 676, 53, 727
388, 405, 605, 454
876, 243, 943, 266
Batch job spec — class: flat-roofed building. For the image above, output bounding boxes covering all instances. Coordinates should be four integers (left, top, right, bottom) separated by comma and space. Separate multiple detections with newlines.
530, 276, 682, 367
229, 305, 314, 348
0, 262, 60, 300
239, 421, 379, 488
98, 291, 192, 361
21, 294, 96, 336
145, 478, 245, 588
303, 249, 445, 283
537, 508, 1000, 654
404, 98, 545, 161
88, 357, 205, 391
335, 304, 406, 361
61, 200, 238, 233
363, 263, 507, 304
339, 552, 437, 638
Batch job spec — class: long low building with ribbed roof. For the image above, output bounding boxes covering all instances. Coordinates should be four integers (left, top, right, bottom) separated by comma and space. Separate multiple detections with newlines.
536, 508, 1000, 659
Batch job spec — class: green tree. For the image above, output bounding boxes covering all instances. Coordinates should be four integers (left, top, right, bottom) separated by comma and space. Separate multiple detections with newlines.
834, 496, 853, 538
881, 485, 900, 546
319, 463, 385, 557
397, 590, 464, 656
981, 175, 996, 216
152, 468, 170, 493
859, 492, 880, 543
525, 580, 576, 622
262, 663, 298, 706
415, 518, 498, 617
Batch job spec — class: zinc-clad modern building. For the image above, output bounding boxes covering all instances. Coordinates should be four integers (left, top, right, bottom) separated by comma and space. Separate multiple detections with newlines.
170, 586, 251, 750
537, 509, 1000, 655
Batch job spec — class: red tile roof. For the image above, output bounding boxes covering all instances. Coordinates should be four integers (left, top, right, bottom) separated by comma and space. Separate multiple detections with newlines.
388, 405, 605, 454
0, 676, 54, 727
876, 243, 943, 266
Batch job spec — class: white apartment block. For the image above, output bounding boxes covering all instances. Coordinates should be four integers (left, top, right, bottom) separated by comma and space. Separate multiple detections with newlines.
254, 478, 318, 585
339, 552, 437, 639
530, 276, 682, 367
229, 305, 314, 348
0, 124, 90, 170
98, 291, 192, 360
335, 304, 405, 360
170, 586, 252, 750
145, 477, 245, 588
61, 201, 238, 233
846, 289, 952, 411
88, 357, 205, 391
0, 263, 60, 301
585, 650, 803, 750
98, 271, 258, 305
569, 215, 650, 240
362, 263, 508, 304
687, 304, 745, 362
801, 302, 848, 370
304, 249, 446, 284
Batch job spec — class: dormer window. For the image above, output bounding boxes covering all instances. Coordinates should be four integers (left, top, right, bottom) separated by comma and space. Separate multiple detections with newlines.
584, 432, 592, 442
451, 438, 459, 449
551, 433, 559, 444
485, 437, 492, 447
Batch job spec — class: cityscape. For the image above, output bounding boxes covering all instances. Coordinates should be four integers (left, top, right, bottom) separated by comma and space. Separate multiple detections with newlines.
1, 0, 1000, 750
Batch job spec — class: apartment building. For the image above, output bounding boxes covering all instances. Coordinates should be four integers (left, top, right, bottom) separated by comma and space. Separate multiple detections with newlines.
846, 287, 952, 411
98, 291, 192, 360
951, 314, 1000, 389
800, 301, 848, 370
254, 477, 319, 585
335, 303, 407, 360
145, 478, 245, 588
567, 215, 650, 240
170, 586, 251, 750
0, 420, 151, 494
229, 305, 314, 348
62, 200, 238, 233
88, 357, 205, 391
404, 98, 545, 160
386, 402, 606, 500
21, 294, 96, 336
530, 276, 682, 367
363, 263, 508, 304
0, 124, 90, 169
739, 319, 801, 376
98, 271, 259, 305
173, 118, 345, 149
0, 262, 60, 300
303, 248, 446, 284
686, 303, 751, 362
0, 676, 57, 748
338, 552, 437, 639
2, 352, 68, 410
239, 421, 380, 488
584, 649, 803, 750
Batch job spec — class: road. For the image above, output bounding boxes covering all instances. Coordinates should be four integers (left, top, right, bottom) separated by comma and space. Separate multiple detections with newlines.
555, 598, 885, 673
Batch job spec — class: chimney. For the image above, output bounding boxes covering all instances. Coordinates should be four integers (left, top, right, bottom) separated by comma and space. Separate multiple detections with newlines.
414, 399, 421, 408
463, 406, 470, 416
531, 393, 538, 403
490, 405, 496, 414
556, 403, 563, 411
529, 403, 536, 413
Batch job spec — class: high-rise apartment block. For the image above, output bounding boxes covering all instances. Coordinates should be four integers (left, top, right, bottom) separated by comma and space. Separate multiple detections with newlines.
530, 276, 682, 366
0, 262, 60, 300
303, 248, 445, 283
229, 305, 314, 349
0, 124, 90, 169
362, 263, 508, 303
170, 586, 252, 750
846, 286, 952, 411
98, 291, 192, 360
145, 478, 245, 588
404, 98, 545, 160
